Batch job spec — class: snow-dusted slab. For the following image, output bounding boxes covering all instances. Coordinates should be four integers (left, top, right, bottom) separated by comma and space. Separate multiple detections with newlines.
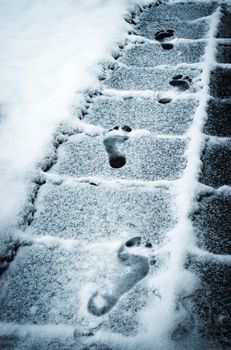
210, 67, 231, 98
216, 43, 231, 63
200, 139, 231, 188
137, 19, 209, 40
121, 42, 206, 67
216, 8, 231, 38
51, 134, 188, 181
84, 96, 198, 134
140, 2, 217, 22
0, 242, 156, 338
30, 182, 176, 241
193, 188, 231, 254
203, 99, 231, 137
0, 334, 80, 350
187, 257, 231, 349
104, 66, 201, 92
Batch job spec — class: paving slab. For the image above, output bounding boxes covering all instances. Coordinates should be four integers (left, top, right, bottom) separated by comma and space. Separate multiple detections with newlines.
120, 42, 206, 67
203, 98, 231, 137
140, 2, 217, 22
84, 96, 198, 134
216, 8, 231, 38
187, 257, 231, 349
0, 243, 156, 338
216, 43, 231, 63
193, 188, 231, 255
104, 66, 201, 92
137, 19, 209, 40
210, 67, 231, 98
0, 337, 84, 350
200, 139, 231, 188
29, 182, 176, 241
51, 134, 188, 181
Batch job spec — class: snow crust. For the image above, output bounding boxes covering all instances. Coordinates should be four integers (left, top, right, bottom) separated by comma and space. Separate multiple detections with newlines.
0, 0, 150, 238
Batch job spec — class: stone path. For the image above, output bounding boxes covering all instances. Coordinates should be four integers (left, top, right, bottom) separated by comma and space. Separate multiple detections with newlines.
0, 2, 230, 349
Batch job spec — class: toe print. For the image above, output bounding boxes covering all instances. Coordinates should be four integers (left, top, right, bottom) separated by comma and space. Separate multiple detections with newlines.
87, 237, 151, 317
158, 97, 172, 104
103, 126, 132, 169
169, 75, 192, 91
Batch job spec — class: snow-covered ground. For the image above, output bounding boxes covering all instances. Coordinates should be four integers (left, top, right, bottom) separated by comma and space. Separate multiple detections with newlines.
0, 1, 230, 349
0, 0, 151, 240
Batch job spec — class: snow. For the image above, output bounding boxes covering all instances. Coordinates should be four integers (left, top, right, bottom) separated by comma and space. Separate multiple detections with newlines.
0, 0, 151, 240
0, 1, 229, 349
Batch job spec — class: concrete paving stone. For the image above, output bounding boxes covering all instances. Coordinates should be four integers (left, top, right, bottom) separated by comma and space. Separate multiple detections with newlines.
0, 244, 155, 337
140, 2, 218, 22
104, 66, 201, 92
203, 98, 231, 137
187, 258, 231, 349
210, 67, 231, 98
85, 96, 198, 134
216, 43, 231, 63
216, 9, 231, 38
30, 182, 176, 242
200, 139, 231, 188
120, 42, 206, 67
0, 337, 82, 350
0, 337, 112, 350
137, 19, 209, 40
51, 134, 188, 181
0, 245, 99, 325
193, 189, 231, 255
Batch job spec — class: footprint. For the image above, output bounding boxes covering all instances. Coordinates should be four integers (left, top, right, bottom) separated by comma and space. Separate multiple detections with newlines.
158, 97, 172, 104
154, 29, 174, 41
103, 126, 132, 169
87, 236, 150, 317
169, 75, 192, 91
161, 43, 174, 50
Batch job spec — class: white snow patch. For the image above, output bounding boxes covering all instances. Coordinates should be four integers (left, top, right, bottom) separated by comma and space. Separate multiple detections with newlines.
0, 0, 151, 240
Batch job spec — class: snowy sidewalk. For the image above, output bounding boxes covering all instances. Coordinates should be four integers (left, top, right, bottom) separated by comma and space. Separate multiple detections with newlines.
0, 2, 230, 350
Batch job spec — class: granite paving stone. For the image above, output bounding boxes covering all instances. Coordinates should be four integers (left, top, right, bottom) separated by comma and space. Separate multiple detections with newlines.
140, 2, 217, 22
29, 182, 176, 241
85, 96, 198, 134
216, 8, 231, 38
200, 139, 231, 188
193, 188, 231, 255
203, 99, 231, 137
104, 66, 201, 92
120, 42, 206, 67
210, 67, 231, 98
51, 134, 188, 181
137, 19, 209, 40
216, 43, 231, 64
187, 258, 231, 349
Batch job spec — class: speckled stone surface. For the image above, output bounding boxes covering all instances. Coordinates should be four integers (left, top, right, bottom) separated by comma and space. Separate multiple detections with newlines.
29, 182, 176, 241
51, 134, 188, 181
120, 42, 206, 67
84, 96, 198, 134
104, 66, 201, 92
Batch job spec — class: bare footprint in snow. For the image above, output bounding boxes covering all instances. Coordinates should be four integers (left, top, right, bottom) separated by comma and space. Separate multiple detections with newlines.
103, 126, 132, 169
87, 236, 150, 317
169, 74, 192, 91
